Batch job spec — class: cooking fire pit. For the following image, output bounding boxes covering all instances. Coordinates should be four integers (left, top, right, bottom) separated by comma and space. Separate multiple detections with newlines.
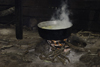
37, 20, 73, 53
37, 21, 73, 64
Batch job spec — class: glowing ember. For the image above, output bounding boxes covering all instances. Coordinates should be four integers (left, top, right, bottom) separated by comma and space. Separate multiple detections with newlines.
47, 39, 70, 53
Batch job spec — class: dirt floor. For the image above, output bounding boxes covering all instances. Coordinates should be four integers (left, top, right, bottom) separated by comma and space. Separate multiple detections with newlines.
0, 24, 100, 67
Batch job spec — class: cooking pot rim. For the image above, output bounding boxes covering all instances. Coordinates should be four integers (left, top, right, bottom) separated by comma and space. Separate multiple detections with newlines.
38, 21, 73, 30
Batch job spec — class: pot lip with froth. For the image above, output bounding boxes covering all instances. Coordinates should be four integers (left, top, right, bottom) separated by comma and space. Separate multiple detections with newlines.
37, 21, 73, 40
38, 20, 73, 30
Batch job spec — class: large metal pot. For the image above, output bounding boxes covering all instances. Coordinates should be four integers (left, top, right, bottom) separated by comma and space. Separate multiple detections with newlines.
38, 21, 73, 40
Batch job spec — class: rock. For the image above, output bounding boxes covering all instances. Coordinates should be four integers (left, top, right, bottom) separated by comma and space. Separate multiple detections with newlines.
29, 18, 38, 30
0, 28, 15, 35
69, 35, 87, 48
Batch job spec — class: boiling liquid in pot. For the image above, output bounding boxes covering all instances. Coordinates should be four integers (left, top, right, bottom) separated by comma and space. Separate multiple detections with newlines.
38, 21, 72, 30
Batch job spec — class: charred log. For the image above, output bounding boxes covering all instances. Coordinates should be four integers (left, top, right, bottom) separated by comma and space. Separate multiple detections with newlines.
0, 7, 15, 17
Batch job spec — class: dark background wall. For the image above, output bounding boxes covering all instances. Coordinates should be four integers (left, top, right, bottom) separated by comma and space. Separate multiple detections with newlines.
68, 0, 100, 32
0, 0, 60, 26
0, 0, 100, 32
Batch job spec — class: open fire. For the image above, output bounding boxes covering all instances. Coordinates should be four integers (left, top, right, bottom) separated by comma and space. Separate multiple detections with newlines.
47, 39, 71, 53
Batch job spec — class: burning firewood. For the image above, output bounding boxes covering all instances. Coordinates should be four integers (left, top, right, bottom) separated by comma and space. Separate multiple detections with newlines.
38, 44, 70, 64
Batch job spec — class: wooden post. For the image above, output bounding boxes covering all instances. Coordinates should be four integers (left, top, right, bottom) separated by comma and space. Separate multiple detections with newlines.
15, 0, 23, 39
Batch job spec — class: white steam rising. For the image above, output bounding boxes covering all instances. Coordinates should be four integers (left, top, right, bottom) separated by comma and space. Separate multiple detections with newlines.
50, 1, 72, 29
